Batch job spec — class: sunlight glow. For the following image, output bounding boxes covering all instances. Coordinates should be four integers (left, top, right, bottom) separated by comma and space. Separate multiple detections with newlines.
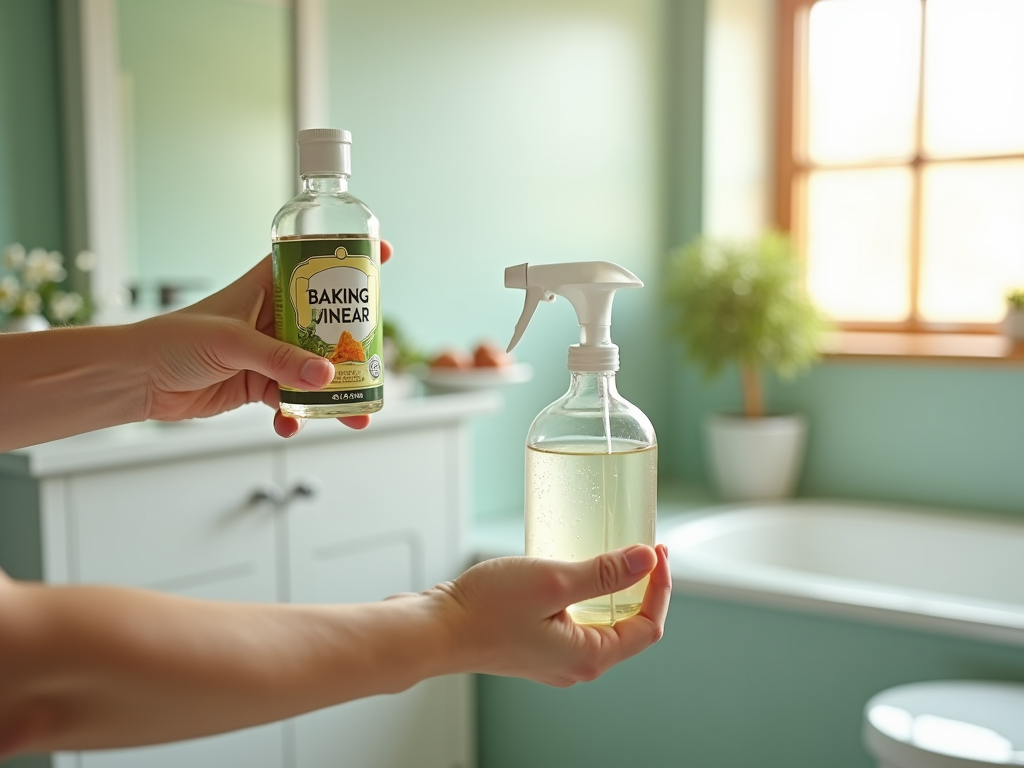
806, 0, 920, 164
801, 0, 1024, 325
920, 161, 1024, 323
923, 0, 1024, 158
805, 168, 912, 322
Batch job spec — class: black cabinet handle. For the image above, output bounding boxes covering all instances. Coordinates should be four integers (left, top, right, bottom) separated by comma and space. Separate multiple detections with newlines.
248, 485, 285, 506
288, 480, 320, 500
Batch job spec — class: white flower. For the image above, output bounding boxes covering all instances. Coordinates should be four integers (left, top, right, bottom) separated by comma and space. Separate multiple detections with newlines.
75, 250, 97, 272
46, 251, 67, 282
3, 243, 26, 270
18, 290, 42, 315
23, 249, 50, 286
23, 248, 65, 287
47, 249, 65, 276
0, 275, 19, 313
49, 291, 84, 322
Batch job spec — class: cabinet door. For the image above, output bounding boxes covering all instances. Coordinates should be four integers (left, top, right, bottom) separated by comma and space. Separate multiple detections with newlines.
67, 449, 287, 768
293, 674, 474, 768
284, 426, 460, 601
284, 426, 473, 768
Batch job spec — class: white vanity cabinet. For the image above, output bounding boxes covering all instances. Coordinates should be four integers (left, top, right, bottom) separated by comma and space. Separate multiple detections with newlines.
283, 427, 475, 768
0, 394, 497, 768
67, 448, 281, 601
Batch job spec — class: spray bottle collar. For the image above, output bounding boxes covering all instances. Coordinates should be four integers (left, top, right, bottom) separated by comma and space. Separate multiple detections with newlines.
568, 344, 619, 373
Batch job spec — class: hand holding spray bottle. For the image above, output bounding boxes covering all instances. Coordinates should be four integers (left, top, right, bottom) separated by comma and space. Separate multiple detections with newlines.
506, 261, 657, 625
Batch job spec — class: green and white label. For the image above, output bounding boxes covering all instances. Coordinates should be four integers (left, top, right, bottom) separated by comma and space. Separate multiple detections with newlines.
273, 237, 383, 405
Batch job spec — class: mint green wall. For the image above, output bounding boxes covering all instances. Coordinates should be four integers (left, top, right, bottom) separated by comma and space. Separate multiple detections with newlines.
478, 594, 1024, 768
325, 0, 673, 519
673, 361, 1024, 518
116, 0, 291, 301
0, 0, 56, 725
660, 0, 706, 486
0, 0, 65, 254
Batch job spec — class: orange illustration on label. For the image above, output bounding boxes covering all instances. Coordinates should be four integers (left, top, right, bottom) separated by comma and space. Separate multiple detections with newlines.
330, 330, 366, 364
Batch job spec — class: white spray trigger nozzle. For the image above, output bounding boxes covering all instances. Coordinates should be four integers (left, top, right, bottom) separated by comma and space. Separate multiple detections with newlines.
504, 261, 642, 372
505, 285, 555, 353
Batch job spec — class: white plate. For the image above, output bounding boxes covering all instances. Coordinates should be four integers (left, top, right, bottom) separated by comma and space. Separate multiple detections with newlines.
419, 362, 533, 392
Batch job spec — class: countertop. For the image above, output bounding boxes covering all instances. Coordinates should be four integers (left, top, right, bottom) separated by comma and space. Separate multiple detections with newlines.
1, 391, 503, 478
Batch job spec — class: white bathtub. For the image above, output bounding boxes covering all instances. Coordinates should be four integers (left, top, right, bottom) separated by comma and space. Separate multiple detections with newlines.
661, 501, 1024, 647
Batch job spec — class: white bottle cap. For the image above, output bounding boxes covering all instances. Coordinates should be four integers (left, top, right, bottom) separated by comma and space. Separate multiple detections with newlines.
298, 128, 352, 177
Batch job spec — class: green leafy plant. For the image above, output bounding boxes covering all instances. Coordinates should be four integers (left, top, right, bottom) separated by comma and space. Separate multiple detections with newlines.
664, 232, 830, 418
382, 318, 426, 371
296, 317, 332, 357
1007, 289, 1024, 310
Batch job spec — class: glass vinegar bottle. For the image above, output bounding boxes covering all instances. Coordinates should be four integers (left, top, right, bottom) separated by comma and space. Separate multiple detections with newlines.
272, 129, 381, 418
525, 371, 657, 625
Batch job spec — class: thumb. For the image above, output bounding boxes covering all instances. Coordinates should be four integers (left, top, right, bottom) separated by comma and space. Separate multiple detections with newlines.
547, 545, 657, 613
216, 327, 334, 390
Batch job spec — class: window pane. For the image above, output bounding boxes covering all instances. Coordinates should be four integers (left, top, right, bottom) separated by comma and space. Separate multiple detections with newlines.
919, 161, 1024, 323
805, 168, 913, 322
923, 0, 1024, 158
806, 0, 920, 165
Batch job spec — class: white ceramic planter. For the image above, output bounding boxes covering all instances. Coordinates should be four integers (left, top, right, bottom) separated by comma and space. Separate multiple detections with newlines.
1002, 307, 1024, 341
704, 413, 808, 501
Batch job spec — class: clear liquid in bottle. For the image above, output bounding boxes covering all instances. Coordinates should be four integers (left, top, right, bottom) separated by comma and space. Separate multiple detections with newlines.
526, 439, 657, 624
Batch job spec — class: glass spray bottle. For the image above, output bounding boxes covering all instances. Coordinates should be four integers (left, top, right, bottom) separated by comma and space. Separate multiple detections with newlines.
505, 262, 657, 624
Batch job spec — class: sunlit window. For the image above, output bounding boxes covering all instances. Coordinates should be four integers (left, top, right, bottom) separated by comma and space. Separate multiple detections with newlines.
778, 0, 1024, 330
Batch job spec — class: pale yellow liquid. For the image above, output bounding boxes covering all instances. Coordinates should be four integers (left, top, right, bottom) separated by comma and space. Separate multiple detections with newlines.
526, 440, 657, 625
280, 400, 381, 419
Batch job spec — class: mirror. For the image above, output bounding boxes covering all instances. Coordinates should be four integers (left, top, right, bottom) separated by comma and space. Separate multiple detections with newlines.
117, 0, 292, 309
70, 0, 297, 317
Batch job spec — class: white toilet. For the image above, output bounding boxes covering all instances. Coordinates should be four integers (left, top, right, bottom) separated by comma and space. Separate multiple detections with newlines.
864, 680, 1024, 767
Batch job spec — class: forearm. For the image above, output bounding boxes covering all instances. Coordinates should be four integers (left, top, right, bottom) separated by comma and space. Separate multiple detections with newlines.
0, 325, 149, 451
0, 582, 453, 755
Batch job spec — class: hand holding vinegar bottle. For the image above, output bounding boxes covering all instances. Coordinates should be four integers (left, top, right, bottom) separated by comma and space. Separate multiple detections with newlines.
272, 129, 383, 418
505, 262, 657, 625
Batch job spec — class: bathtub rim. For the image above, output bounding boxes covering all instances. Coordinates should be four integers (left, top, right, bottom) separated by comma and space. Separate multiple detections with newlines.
660, 499, 1024, 648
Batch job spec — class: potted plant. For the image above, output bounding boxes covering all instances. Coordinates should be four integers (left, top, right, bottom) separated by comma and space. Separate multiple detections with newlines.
1003, 289, 1024, 342
664, 232, 829, 500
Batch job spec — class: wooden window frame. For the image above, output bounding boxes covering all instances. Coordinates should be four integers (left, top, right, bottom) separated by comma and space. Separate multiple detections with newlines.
775, 0, 1024, 360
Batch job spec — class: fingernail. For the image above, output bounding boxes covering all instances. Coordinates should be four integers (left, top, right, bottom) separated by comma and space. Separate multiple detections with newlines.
276, 414, 305, 438
301, 359, 331, 388
624, 545, 652, 574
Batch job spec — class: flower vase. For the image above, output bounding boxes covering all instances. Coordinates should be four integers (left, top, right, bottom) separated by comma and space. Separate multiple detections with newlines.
2, 314, 51, 333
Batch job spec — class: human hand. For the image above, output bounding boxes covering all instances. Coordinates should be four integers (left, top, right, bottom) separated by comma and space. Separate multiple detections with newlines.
138, 242, 392, 436
426, 544, 670, 686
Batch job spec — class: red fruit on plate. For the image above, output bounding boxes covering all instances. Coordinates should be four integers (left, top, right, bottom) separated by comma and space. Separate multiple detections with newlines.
473, 342, 510, 367
430, 350, 472, 369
